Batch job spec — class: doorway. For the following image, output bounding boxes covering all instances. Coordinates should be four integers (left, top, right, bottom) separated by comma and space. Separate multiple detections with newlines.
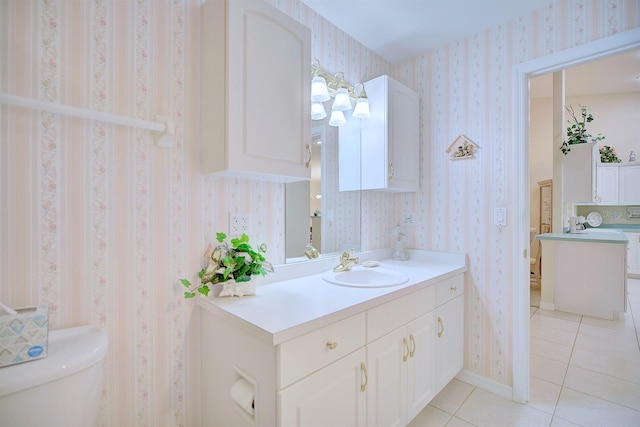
512, 28, 640, 403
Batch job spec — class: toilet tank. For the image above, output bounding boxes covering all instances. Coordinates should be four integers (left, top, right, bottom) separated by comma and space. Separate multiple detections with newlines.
0, 325, 108, 427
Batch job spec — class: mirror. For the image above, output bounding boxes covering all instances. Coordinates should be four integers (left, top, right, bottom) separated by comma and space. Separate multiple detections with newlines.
285, 123, 361, 262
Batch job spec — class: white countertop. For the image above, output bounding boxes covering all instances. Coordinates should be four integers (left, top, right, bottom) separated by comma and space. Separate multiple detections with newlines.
197, 249, 467, 345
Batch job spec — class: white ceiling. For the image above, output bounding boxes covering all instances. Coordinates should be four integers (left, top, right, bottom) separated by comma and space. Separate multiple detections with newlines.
300, 0, 640, 96
300, 0, 552, 64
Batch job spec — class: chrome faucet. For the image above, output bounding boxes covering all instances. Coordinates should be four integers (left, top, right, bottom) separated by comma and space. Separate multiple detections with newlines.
333, 249, 359, 272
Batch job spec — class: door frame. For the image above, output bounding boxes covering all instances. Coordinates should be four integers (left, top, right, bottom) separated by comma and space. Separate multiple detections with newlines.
512, 27, 640, 403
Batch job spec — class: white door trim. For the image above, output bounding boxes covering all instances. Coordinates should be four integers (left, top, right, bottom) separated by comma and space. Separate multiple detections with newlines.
512, 27, 640, 403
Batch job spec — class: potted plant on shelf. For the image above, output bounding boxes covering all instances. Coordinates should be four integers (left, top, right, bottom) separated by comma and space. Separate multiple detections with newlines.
181, 232, 274, 298
599, 145, 622, 163
561, 104, 605, 155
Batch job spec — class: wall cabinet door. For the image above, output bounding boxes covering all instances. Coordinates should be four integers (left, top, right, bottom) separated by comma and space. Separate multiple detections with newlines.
279, 348, 367, 427
626, 232, 640, 276
360, 75, 419, 192
201, 0, 311, 180
436, 295, 464, 391
595, 166, 618, 205
619, 164, 640, 205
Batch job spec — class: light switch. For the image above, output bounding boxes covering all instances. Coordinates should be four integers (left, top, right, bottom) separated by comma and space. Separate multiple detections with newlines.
494, 207, 507, 226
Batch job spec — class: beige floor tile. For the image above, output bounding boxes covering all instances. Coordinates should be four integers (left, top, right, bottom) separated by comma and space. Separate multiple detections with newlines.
579, 322, 638, 345
429, 378, 474, 415
574, 333, 640, 362
528, 376, 561, 414
564, 365, 640, 411
455, 388, 552, 427
530, 323, 577, 346
531, 313, 580, 333
532, 309, 582, 323
530, 354, 568, 385
408, 405, 451, 427
445, 417, 475, 427
555, 387, 640, 426
570, 348, 640, 384
530, 337, 573, 363
581, 311, 636, 332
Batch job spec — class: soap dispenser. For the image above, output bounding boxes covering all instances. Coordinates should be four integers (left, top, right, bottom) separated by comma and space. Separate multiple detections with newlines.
391, 223, 408, 261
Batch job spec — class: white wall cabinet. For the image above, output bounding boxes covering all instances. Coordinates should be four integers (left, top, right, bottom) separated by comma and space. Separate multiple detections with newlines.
563, 142, 597, 204
201, 0, 311, 181
200, 274, 464, 426
625, 232, 640, 276
339, 75, 419, 192
619, 164, 640, 205
595, 165, 619, 205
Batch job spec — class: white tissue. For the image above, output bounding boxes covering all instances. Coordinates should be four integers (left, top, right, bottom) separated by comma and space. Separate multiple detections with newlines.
230, 378, 255, 416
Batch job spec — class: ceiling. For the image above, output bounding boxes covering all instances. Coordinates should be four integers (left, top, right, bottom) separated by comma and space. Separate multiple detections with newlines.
300, 0, 552, 64
300, 0, 640, 96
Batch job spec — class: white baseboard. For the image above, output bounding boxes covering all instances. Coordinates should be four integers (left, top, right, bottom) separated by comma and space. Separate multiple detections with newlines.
539, 301, 555, 311
455, 369, 513, 401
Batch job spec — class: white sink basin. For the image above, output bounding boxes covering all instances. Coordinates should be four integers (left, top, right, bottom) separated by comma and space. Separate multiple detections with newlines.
322, 267, 409, 288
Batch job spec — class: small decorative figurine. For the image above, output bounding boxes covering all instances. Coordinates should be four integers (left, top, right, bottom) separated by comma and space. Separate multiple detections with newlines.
630, 151, 636, 162
391, 223, 408, 261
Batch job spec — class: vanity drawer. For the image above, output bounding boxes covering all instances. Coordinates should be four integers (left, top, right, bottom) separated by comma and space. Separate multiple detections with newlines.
278, 312, 366, 389
436, 275, 464, 306
367, 285, 437, 343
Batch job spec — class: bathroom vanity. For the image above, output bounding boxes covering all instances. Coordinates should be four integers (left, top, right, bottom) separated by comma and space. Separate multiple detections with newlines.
197, 250, 466, 426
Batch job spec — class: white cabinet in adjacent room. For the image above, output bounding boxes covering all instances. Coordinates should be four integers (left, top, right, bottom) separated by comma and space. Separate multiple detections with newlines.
201, 0, 311, 181
562, 142, 597, 204
619, 164, 640, 205
595, 165, 619, 205
360, 75, 419, 192
625, 232, 640, 276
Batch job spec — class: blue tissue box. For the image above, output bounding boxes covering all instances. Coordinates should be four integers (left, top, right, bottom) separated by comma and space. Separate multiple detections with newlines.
0, 304, 49, 368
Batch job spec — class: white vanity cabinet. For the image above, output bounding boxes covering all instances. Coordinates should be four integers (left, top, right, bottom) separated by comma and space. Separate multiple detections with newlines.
200, 0, 311, 181
619, 164, 640, 205
625, 232, 640, 276
360, 75, 419, 192
199, 272, 465, 426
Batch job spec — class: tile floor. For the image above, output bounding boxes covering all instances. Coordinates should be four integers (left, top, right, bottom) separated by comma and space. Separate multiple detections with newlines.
409, 278, 640, 427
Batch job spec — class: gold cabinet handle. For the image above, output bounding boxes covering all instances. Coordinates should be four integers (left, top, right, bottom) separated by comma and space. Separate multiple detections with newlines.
450, 286, 457, 291
388, 162, 394, 180
437, 317, 444, 338
409, 334, 416, 358
326, 341, 337, 350
360, 362, 368, 392
402, 337, 409, 362
305, 143, 312, 168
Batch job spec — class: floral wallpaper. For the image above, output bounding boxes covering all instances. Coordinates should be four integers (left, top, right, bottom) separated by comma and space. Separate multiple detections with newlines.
0, 0, 638, 425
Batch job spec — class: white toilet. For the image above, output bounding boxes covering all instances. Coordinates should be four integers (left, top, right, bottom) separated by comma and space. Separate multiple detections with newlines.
0, 325, 108, 427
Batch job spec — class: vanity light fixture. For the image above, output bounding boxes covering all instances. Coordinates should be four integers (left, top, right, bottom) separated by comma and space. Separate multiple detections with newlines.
310, 59, 371, 126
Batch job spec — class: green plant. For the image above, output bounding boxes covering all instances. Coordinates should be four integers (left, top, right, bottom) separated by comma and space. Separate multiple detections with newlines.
181, 232, 274, 298
561, 105, 605, 155
599, 145, 621, 163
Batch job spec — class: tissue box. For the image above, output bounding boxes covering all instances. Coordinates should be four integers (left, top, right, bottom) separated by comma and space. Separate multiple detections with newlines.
0, 304, 49, 368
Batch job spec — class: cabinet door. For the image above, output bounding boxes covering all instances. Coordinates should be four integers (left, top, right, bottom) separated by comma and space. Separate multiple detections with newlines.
202, 0, 311, 179
279, 348, 366, 427
595, 166, 618, 205
436, 295, 464, 391
366, 327, 407, 427
626, 232, 640, 275
406, 312, 437, 422
619, 165, 640, 205
387, 78, 419, 192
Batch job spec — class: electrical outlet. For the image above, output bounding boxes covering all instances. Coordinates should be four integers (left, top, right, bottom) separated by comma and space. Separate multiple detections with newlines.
403, 211, 415, 226
230, 212, 251, 235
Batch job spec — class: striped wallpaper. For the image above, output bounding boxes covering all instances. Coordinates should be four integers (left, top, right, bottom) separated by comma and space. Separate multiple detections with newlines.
1, 0, 638, 425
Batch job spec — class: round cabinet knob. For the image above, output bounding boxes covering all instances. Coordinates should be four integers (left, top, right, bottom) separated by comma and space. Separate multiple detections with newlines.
450, 286, 457, 291
327, 341, 338, 350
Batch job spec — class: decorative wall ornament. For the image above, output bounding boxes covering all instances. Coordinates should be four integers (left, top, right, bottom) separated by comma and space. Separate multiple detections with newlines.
446, 134, 480, 159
